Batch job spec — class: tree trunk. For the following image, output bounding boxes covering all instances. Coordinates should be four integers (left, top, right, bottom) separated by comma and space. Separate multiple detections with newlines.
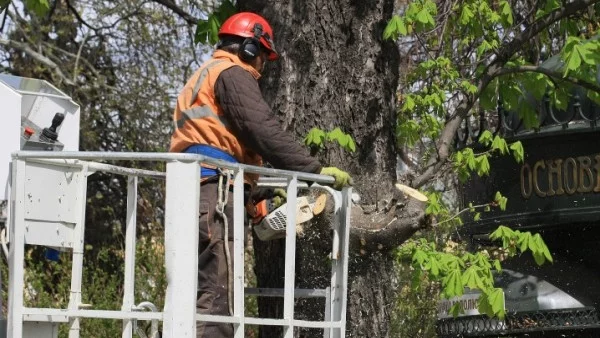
238, 1, 411, 337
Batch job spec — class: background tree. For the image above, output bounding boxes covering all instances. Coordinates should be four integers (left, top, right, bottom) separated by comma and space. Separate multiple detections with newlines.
234, 0, 600, 336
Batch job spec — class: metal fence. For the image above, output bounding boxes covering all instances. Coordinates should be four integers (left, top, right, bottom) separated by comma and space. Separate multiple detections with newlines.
7, 151, 352, 338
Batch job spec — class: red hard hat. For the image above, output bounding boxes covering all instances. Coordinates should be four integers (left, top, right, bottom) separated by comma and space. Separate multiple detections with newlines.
218, 12, 279, 61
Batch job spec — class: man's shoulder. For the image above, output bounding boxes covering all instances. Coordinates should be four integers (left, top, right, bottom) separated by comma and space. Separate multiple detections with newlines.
218, 65, 257, 83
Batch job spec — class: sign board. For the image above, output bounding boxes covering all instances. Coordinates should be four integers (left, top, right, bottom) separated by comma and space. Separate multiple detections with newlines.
461, 130, 600, 233
438, 291, 483, 319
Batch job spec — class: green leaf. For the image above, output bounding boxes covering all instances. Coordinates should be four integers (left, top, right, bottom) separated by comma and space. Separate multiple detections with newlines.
195, 20, 211, 45
521, 72, 547, 100
551, 87, 570, 111
461, 80, 478, 95
478, 130, 493, 146
509, 141, 525, 163
416, 7, 435, 26
491, 136, 509, 155
326, 127, 344, 141
397, 119, 420, 146
413, 249, 428, 265
346, 136, 357, 152
429, 256, 442, 276
464, 148, 476, 171
383, 15, 408, 40
500, 83, 523, 111
474, 212, 481, 221
533, 233, 553, 263
563, 43, 582, 76
489, 225, 515, 243
304, 128, 326, 148
462, 266, 481, 289
449, 302, 464, 317
519, 100, 540, 129
475, 155, 490, 176
208, 15, 220, 45
443, 269, 464, 298
425, 193, 443, 215
499, 0, 513, 26
214, 0, 237, 22
478, 293, 494, 317
589, 90, 600, 106
459, 6, 474, 25
480, 79, 498, 110
489, 288, 505, 317
493, 192, 508, 211
518, 232, 532, 253
25, 0, 50, 16
493, 259, 502, 272
401, 95, 416, 112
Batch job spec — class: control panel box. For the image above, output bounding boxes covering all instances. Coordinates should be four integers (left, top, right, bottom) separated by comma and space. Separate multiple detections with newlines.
0, 74, 80, 200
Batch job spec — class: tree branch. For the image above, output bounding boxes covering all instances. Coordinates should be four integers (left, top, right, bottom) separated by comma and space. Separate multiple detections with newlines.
150, 0, 198, 25
493, 65, 600, 93
492, 0, 600, 68
0, 38, 75, 86
411, 0, 600, 188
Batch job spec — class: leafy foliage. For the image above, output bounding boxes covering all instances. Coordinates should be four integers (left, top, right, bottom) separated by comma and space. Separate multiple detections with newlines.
1, 0, 49, 16
385, 0, 600, 189
304, 127, 357, 153
452, 132, 524, 183
194, 0, 237, 45
397, 224, 552, 319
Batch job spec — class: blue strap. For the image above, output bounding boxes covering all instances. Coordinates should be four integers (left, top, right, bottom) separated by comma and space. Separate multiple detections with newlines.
183, 144, 238, 177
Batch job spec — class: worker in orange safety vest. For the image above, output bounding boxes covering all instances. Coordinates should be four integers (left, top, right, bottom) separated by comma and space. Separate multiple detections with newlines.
169, 11, 352, 338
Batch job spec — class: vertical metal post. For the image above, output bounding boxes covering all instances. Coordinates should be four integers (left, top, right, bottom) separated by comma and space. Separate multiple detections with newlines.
323, 287, 332, 338
162, 161, 200, 338
8, 159, 26, 338
122, 176, 138, 338
232, 169, 245, 338
283, 175, 299, 338
329, 188, 351, 338
68, 164, 89, 338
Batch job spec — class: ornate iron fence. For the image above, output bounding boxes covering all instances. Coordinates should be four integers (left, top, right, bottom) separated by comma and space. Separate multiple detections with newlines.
437, 307, 600, 337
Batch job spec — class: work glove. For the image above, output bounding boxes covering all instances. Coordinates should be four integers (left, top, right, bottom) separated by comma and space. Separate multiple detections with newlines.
271, 188, 287, 208
251, 188, 287, 207
320, 167, 353, 190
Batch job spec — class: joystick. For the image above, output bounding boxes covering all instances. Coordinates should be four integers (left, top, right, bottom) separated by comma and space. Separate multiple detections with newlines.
39, 112, 65, 143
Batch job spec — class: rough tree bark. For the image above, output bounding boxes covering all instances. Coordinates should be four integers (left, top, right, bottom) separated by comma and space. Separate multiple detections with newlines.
238, 1, 428, 337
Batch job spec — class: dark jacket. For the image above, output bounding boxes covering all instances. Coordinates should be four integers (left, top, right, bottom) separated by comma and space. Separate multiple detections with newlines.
215, 65, 322, 174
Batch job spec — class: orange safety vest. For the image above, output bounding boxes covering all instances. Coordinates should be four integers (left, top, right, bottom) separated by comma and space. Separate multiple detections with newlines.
170, 50, 263, 182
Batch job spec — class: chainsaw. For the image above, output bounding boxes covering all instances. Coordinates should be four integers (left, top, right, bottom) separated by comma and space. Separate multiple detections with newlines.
251, 193, 328, 241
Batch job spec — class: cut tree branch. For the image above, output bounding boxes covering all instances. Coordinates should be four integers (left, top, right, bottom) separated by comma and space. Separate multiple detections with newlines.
411, 0, 600, 188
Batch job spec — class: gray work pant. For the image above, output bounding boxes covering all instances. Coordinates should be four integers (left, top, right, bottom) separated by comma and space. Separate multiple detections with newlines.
196, 181, 246, 338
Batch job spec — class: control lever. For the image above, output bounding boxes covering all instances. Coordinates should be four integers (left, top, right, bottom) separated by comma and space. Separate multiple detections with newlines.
39, 112, 65, 143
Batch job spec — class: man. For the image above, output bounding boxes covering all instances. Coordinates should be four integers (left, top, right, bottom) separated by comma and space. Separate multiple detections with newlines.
169, 12, 352, 337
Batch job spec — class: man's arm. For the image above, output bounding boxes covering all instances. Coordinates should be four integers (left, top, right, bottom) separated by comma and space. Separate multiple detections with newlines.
215, 66, 322, 174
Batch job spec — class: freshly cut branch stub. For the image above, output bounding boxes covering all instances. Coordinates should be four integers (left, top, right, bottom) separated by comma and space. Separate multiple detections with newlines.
395, 183, 428, 202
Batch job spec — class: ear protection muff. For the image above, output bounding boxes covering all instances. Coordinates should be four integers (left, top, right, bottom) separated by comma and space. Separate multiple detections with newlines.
240, 23, 263, 62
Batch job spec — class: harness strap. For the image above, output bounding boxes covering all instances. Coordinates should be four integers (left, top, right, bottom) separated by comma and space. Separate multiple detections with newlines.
215, 169, 234, 316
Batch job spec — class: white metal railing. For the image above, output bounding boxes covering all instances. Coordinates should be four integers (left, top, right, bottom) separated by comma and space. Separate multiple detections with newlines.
7, 151, 351, 338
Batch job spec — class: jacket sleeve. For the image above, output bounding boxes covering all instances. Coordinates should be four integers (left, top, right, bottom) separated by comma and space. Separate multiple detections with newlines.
215, 66, 322, 174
